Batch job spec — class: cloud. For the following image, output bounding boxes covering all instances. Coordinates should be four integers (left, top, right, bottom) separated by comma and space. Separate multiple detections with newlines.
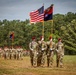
0, 0, 76, 20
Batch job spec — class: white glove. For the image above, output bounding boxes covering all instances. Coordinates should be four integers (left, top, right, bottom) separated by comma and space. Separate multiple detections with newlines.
31, 49, 33, 51
42, 48, 44, 51
50, 48, 52, 50
56, 49, 58, 52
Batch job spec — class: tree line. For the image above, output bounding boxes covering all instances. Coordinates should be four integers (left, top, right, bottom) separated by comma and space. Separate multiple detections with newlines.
0, 12, 76, 55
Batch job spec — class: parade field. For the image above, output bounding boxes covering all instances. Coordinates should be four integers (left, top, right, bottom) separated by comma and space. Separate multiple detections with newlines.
0, 55, 76, 75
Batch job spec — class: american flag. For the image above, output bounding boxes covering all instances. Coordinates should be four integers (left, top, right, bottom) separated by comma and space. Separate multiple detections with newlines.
30, 6, 44, 23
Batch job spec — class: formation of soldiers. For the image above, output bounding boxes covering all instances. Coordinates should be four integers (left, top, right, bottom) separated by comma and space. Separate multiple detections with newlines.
0, 46, 23, 60
29, 36, 64, 68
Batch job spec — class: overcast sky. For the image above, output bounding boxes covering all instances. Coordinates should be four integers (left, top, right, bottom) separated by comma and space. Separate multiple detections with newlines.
0, 0, 76, 21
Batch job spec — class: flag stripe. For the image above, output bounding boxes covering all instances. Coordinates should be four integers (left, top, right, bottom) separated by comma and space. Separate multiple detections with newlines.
30, 6, 44, 23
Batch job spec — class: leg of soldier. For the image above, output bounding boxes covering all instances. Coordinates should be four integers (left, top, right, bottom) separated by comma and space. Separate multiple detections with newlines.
17, 52, 19, 60
9, 53, 12, 59
47, 54, 50, 67
4, 53, 6, 59
30, 56, 33, 66
37, 51, 42, 67
41, 51, 45, 67
37, 54, 40, 66
6, 52, 8, 59
56, 54, 60, 67
60, 55, 63, 68
37, 51, 42, 66
30, 51, 34, 66
18, 52, 20, 60
20, 52, 23, 60
47, 50, 50, 67
50, 51, 54, 67
33, 51, 37, 67
14, 54, 16, 59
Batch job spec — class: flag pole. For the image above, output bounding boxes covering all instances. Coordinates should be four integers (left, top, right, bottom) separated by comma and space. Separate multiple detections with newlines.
42, 21, 44, 38
12, 39, 13, 49
42, 3, 44, 39
50, 4, 54, 37
51, 20, 53, 36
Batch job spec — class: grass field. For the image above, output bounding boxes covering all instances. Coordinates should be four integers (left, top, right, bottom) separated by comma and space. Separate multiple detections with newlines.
0, 55, 76, 75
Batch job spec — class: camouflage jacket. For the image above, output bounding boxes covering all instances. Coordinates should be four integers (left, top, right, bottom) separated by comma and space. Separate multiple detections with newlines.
46, 41, 55, 51
38, 41, 47, 51
29, 41, 38, 51
56, 42, 64, 56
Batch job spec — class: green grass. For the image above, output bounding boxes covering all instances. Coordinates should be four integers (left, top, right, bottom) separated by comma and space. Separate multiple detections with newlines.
0, 55, 76, 75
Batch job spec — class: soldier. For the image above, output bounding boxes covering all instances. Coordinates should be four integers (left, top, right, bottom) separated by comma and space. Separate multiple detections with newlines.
4, 46, 9, 59
16, 46, 21, 60
37, 36, 47, 67
20, 46, 23, 60
11, 47, 16, 59
56, 38, 64, 68
29, 37, 38, 66
46, 36, 55, 67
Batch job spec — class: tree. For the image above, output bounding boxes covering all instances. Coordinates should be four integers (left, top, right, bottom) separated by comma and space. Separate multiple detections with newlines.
61, 19, 76, 54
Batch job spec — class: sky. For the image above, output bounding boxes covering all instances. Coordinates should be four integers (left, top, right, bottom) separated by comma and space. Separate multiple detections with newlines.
0, 0, 76, 21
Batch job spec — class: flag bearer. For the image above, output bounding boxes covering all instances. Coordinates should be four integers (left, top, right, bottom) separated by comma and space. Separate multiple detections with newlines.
47, 36, 55, 67
56, 38, 64, 67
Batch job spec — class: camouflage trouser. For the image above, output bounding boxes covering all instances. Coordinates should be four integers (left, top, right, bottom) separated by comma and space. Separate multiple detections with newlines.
37, 50, 46, 66
4, 52, 7, 59
4, 52, 9, 59
13, 52, 16, 59
30, 50, 38, 66
47, 50, 54, 67
56, 54, 63, 67
9, 52, 12, 59
16, 52, 21, 60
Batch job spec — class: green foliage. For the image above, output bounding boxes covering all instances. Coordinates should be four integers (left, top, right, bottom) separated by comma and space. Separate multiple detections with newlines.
0, 12, 76, 54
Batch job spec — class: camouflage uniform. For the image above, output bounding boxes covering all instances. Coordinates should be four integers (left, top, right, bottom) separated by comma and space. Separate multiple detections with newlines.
20, 47, 23, 60
56, 38, 64, 67
16, 46, 21, 60
0, 47, 3, 57
29, 37, 38, 66
11, 47, 16, 59
4, 47, 9, 59
37, 36, 47, 66
46, 36, 55, 67
13, 47, 16, 59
